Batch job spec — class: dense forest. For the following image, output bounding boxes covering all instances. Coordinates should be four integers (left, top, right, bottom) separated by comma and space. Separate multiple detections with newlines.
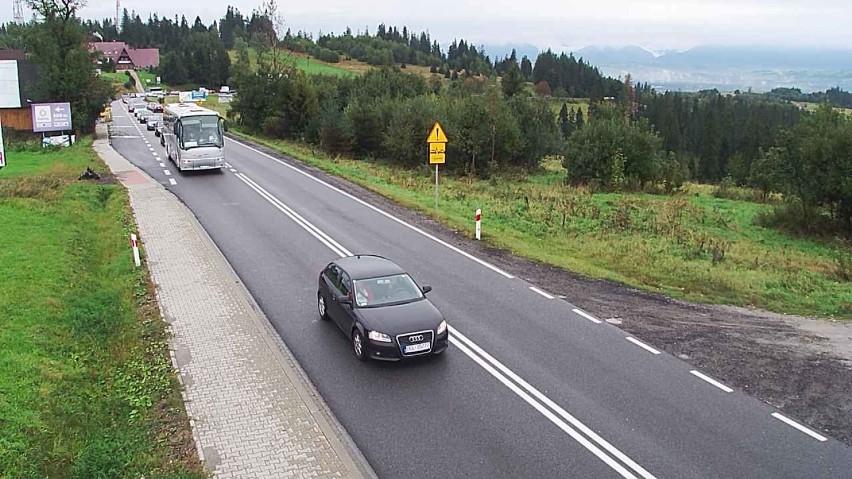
634, 87, 805, 183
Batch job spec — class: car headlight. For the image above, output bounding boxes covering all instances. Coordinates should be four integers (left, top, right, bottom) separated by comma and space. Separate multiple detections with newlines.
437, 320, 447, 335
368, 330, 392, 343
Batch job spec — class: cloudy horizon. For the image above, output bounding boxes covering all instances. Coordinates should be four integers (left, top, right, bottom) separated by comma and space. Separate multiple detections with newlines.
3, 0, 850, 53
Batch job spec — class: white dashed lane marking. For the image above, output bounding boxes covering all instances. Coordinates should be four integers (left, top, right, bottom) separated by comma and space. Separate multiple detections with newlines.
164, 170, 171, 176
626, 337, 661, 355
771, 413, 827, 442
690, 370, 733, 393
529, 286, 554, 300
573, 308, 602, 324
169, 178, 177, 186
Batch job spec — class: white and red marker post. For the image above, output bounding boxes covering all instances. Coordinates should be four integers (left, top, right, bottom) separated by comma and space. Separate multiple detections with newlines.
130, 234, 141, 267
475, 208, 481, 240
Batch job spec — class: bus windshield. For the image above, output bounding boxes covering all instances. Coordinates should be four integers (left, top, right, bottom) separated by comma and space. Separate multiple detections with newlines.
181, 116, 222, 149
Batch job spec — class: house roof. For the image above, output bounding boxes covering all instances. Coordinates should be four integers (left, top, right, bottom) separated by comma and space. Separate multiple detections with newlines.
0, 49, 25, 61
128, 48, 160, 68
90, 41, 127, 57
0, 59, 39, 109
89, 42, 160, 68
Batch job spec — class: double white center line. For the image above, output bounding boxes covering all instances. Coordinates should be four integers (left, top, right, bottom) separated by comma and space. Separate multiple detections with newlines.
233, 170, 655, 479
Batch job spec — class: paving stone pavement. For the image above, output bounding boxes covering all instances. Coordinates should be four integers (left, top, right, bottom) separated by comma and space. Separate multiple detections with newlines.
94, 125, 374, 479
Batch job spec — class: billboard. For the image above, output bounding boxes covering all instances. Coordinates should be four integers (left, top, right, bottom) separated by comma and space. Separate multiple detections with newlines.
0, 60, 21, 108
32, 102, 73, 132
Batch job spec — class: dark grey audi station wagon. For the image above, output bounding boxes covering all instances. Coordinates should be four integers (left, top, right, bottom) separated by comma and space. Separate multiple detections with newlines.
317, 255, 448, 362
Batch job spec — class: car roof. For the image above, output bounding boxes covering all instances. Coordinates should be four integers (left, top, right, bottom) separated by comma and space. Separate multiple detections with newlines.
334, 255, 406, 280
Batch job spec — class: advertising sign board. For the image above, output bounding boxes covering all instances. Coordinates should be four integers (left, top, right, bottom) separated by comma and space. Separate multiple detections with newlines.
31, 102, 73, 132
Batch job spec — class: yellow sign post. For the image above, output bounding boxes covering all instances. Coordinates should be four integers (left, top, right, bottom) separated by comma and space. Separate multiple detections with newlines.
427, 122, 448, 210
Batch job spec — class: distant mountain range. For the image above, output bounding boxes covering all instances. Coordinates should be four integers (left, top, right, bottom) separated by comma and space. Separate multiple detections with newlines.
572, 45, 852, 93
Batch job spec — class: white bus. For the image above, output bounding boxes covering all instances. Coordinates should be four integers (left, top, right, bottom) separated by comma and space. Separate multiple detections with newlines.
161, 103, 225, 171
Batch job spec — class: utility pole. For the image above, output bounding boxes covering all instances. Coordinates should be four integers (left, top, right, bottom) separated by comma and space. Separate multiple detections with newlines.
115, 0, 121, 33
13, 0, 24, 24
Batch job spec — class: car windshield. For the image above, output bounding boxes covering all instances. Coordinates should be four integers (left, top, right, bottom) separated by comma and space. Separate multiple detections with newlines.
353, 273, 423, 308
181, 115, 222, 148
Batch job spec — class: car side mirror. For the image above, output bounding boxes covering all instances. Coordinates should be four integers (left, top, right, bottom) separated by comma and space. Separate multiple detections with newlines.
421, 285, 432, 294
223, 120, 229, 132
338, 294, 352, 306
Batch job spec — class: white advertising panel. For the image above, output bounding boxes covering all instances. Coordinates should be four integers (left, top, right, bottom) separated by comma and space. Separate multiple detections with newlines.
0, 60, 21, 109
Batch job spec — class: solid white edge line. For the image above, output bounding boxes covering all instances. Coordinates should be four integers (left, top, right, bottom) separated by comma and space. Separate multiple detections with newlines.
163, 170, 171, 176
169, 178, 177, 185
227, 137, 515, 279
450, 326, 657, 479
689, 370, 733, 393
529, 286, 554, 299
573, 308, 602, 324
235, 173, 350, 257
449, 336, 639, 479
626, 337, 661, 355
771, 413, 828, 442
237, 174, 353, 257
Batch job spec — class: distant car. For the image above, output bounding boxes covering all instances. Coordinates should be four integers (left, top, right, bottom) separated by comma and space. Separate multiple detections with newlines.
147, 114, 162, 131
138, 109, 151, 123
317, 255, 448, 362
128, 102, 136, 112
149, 103, 163, 113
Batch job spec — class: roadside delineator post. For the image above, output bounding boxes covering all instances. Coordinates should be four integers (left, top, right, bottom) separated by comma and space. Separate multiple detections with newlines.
475, 208, 481, 240
130, 233, 141, 267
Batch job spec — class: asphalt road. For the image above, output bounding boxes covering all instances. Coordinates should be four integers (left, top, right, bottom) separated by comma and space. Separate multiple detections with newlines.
109, 100, 852, 478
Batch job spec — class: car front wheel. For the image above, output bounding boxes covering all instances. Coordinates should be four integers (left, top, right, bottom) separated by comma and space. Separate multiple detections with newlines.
317, 291, 329, 321
352, 330, 367, 362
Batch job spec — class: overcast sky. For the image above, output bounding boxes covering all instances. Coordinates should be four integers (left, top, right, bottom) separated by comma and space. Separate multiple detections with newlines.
6, 0, 850, 52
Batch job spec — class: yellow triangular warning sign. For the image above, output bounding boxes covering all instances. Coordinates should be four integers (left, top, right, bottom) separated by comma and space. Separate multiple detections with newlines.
427, 122, 448, 143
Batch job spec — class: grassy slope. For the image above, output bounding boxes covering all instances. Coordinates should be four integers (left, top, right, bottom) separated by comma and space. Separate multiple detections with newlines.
228, 130, 852, 319
0, 143, 204, 477
135, 70, 160, 88
227, 48, 356, 77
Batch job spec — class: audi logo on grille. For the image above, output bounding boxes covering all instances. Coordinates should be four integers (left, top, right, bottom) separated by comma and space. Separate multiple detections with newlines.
408, 334, 424, 342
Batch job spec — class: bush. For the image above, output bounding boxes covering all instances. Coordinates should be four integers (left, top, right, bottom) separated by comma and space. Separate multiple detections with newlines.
755, 200, 840, 237
713, 176, 772, 203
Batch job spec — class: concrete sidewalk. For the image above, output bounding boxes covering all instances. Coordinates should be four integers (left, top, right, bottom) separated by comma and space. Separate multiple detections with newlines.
94, 124, 373, 478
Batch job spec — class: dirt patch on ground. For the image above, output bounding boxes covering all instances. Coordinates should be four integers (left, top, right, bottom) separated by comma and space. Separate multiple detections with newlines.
238, 135, 852, 447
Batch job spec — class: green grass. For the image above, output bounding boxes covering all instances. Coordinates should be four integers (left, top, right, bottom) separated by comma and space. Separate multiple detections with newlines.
228, 48, 358, 77
0, 144, 204, 477
291, 56, 357, 77
230, 130, 852, 319
548, 97, 589, 116
136, 70, 160, 88
100, 71, 134, 94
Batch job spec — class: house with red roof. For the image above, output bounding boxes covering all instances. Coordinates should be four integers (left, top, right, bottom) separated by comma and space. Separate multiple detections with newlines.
89, 41, 159, 70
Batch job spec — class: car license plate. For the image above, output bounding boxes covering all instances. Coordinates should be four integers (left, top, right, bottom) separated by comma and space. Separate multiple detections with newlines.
404, 342, 430, 354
